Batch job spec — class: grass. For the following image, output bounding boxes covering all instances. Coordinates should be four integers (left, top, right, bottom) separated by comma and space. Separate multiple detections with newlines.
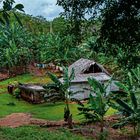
0, 74, 116, 121
0, 74, 51, 93
0, 74, 117, 140
0, 74, 82, 120
0, 126, 90, 140
0, 92, 81, 120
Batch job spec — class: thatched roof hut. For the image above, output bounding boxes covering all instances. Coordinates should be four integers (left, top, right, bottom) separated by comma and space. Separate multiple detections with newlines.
60, 58, 119, 100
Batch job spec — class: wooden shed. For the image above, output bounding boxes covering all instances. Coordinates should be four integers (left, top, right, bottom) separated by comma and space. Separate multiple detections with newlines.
19, 84, 46, 104
60, 58, 119, 100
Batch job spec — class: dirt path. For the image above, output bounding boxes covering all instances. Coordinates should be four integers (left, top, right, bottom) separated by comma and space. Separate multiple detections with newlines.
0, 113, 31, 127
0, 113, 138, 140
0, 113, 76, 128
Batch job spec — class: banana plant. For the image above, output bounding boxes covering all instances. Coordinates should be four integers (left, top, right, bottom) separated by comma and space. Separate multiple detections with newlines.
44, 67, 77, 128
2, 40, 17, 74
78, 78, 112, 132
113, 67, 140, 135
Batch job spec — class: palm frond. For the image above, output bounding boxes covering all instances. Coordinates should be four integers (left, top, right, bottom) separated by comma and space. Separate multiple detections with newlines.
63, 67, 70, 88
69, 68, 75, 81
131, 66, 140, 82
128, 72, 133, 87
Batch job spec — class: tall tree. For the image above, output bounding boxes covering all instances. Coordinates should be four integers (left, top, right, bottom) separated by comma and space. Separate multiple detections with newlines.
57, 0, 140, 67
57, 0, 103, 43
100, 0, 140, 68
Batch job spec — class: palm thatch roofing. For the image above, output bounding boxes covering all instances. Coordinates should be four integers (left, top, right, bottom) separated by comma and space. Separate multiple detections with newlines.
65, 58, 111, 83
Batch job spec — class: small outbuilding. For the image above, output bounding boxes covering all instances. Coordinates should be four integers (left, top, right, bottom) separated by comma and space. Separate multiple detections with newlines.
19, 84, 46, 104
60, 58, 119, 100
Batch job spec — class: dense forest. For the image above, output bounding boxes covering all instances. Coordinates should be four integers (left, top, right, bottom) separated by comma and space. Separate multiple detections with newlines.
0, 0, 139, 75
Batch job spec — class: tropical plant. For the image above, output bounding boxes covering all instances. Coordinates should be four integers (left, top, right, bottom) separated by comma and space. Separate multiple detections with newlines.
44, 67, 76, 128
57, 0, 140, 67
78, 78, 112, 133
112, 67, 140, 135
0, 0, 24, 26
0, 23, 32, 70
0, 39, 31, 72
37, 33, 82, 65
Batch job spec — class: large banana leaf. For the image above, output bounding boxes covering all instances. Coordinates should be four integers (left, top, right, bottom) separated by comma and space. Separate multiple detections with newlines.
115, 82, 129, 93
47, 72, 63, 89
88, 77, 104, 94
116, 99, 134, 114
89, 93, 107, 117
130, 92, 137, 110
131, 66, 140, 82
63, 67, 70, 88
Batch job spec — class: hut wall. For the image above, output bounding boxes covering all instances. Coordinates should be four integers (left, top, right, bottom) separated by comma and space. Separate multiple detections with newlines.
69, 81, 119, 100
69, 83, 93, 100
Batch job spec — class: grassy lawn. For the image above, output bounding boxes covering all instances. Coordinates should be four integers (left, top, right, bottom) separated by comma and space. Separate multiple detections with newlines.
0, 126, 90, 140
0, 74, 82, 120
0, 74, 116, 121
0, 74, 51, 93
0, 93, 81, 120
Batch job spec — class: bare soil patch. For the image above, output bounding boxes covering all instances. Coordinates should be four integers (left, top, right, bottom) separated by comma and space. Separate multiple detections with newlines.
0, 113, 78, 128
0, 113, 139, 140
0, 113, 31, 128
0, 73, 9, 81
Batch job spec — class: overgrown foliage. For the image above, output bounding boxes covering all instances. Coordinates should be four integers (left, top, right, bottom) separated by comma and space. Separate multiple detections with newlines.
0, 0, 24, 26
78, 78, 111, 133
112, 67, 140, 135
44, 67, 76, 128
57, 0, 103, 43
0, 24, 32, 71
57, 0, 140, 68
37, 33, 81, 65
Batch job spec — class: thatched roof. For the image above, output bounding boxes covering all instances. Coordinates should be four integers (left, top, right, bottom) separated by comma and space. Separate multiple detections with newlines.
60, 58, 111, 83
68, 58, 109, 76
68, 58, 94, 76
